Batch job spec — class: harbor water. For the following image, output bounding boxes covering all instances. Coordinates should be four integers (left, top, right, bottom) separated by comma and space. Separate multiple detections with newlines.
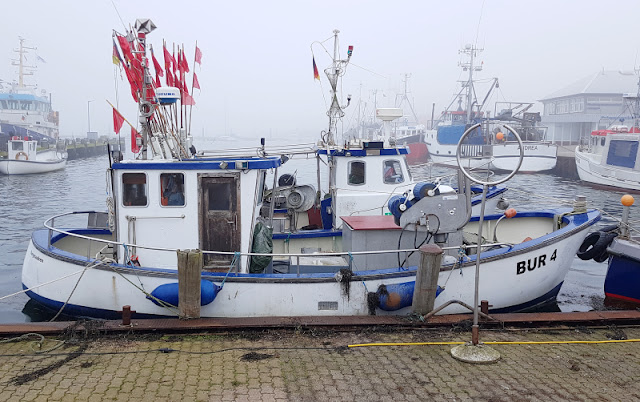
0, 139, 632, 323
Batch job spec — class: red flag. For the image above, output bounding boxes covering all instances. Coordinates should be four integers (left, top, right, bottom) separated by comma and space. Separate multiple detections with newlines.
194, 45, 202, 64
166, 70, 174, 87
163, 43, 172, 71
177, 50, 183, 75
122, 63, 140, 102
116, 34, 134, 62
151, 46, 164, 77
172, 51, 177, 74
131, 127, 142, 153
193, 72, 200, 90
313, 56, 320, 81
181, 49, 190, 73
182, 92, 195, 106
113, 107, 125, 134
155, 72, 161, 88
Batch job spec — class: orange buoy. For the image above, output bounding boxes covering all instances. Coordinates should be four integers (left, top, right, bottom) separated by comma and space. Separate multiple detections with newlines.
496, 132, 504, 141
504, 208, 517, 218
621, 195, 635, 207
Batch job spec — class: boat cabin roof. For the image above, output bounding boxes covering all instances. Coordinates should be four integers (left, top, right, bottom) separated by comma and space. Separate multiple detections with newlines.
111, 155, 283, 171
591, 126, 640, 136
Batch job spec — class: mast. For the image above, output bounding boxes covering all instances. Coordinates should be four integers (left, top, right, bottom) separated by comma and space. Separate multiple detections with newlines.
324, 29, 353, 145
134, 19, 157, 160
12, 38, 36, 89
459, 44, 483, 123
395, 74, 419, 125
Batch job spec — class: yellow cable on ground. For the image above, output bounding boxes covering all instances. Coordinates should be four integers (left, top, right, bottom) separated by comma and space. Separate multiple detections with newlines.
348, 339, 640, 348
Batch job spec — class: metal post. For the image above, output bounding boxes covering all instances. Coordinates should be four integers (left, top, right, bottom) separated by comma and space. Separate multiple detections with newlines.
472, 185, 489, 345
413, 244, 443, 315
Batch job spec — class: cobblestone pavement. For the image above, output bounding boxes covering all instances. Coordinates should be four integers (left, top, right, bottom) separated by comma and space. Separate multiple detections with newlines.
1, 325, 639, 401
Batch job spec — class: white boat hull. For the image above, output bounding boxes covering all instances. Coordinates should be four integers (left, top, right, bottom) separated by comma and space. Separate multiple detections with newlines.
21, 210, 599, 318
0, 151, 67, 175
491, 142, 557, 173
576, 147, 640, 191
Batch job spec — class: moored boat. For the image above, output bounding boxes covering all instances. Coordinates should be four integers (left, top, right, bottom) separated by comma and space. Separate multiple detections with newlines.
0, 136, 66, 175
575, 125, 640, 191
575, 75, 640, 190
20, 22, 601, 320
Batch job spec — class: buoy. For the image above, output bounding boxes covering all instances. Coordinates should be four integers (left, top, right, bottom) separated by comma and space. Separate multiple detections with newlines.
504, 208, 517, 218
496, 132, 504, 141
621, 194, 635, 207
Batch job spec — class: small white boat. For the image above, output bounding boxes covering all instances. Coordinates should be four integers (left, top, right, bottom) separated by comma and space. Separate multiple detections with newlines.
575, 79, 640, 190
0, 137, 67, 175
575, 125, 640, 191
20, 22, 601, 320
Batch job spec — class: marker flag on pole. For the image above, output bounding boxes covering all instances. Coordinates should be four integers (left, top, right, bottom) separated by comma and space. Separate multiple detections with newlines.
113, 107, 125, 134
151, 46, 164, 77
195, 45, 203, 64
313, 56, 320, 81
181, 49, 190, 73
163, 43, 172, 72
193, 72, 200, 90
131, 127, 142, 153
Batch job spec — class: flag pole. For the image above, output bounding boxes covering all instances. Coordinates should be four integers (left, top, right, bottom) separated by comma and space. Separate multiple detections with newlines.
106, 99, 137, 130
188, 40, 197, 139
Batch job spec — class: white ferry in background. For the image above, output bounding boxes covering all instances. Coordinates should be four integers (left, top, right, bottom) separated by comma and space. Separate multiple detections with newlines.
0, 38, 60, 145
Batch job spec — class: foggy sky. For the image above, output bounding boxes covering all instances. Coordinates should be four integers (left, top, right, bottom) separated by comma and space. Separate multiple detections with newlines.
2, 0, 640, 141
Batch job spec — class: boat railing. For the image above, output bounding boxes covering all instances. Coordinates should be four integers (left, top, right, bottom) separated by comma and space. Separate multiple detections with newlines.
198, 142, 317, 158
459, 144, 490, 158
43, 211, 514, 274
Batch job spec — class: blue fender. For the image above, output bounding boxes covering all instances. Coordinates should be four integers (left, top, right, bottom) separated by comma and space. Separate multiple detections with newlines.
147, 280, 221, 307
377, 282, 443, 311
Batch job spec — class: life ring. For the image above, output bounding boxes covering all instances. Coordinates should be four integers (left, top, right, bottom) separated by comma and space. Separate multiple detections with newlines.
577, 230, 617, 261
15, 152, 28, 160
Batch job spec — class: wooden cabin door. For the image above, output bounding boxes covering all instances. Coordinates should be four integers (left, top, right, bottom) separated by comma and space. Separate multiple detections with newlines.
199, 174, 240, 268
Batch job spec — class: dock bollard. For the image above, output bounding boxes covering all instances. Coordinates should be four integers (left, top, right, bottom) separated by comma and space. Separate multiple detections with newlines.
177, 249, 202, 319
413, 244, 443, 315
120, 305, 135, 326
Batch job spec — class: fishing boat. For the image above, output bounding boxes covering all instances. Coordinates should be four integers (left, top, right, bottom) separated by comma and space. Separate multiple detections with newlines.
575, 77, 640, 190
20, 22, 601, 319
0, 136, 66, 174
0, 39, 60, 150
392, 74, 429, 165
576, 194, 640, 305
489, 103, 557, 173
425, 45, 557, 173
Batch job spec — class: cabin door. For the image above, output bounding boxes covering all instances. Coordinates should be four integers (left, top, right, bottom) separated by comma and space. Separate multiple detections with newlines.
199, 174, 241, 268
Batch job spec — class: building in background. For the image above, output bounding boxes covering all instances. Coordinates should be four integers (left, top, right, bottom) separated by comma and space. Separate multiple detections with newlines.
540, 71, 638, 144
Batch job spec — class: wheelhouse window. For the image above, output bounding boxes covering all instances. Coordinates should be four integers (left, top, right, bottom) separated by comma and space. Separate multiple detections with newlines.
383, 160, 404, 184
348, 161, 365, 185
607, 140, 638, 169
11, 142, 24, 151
160, 173, 185, 206
122, 173, 148, 207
